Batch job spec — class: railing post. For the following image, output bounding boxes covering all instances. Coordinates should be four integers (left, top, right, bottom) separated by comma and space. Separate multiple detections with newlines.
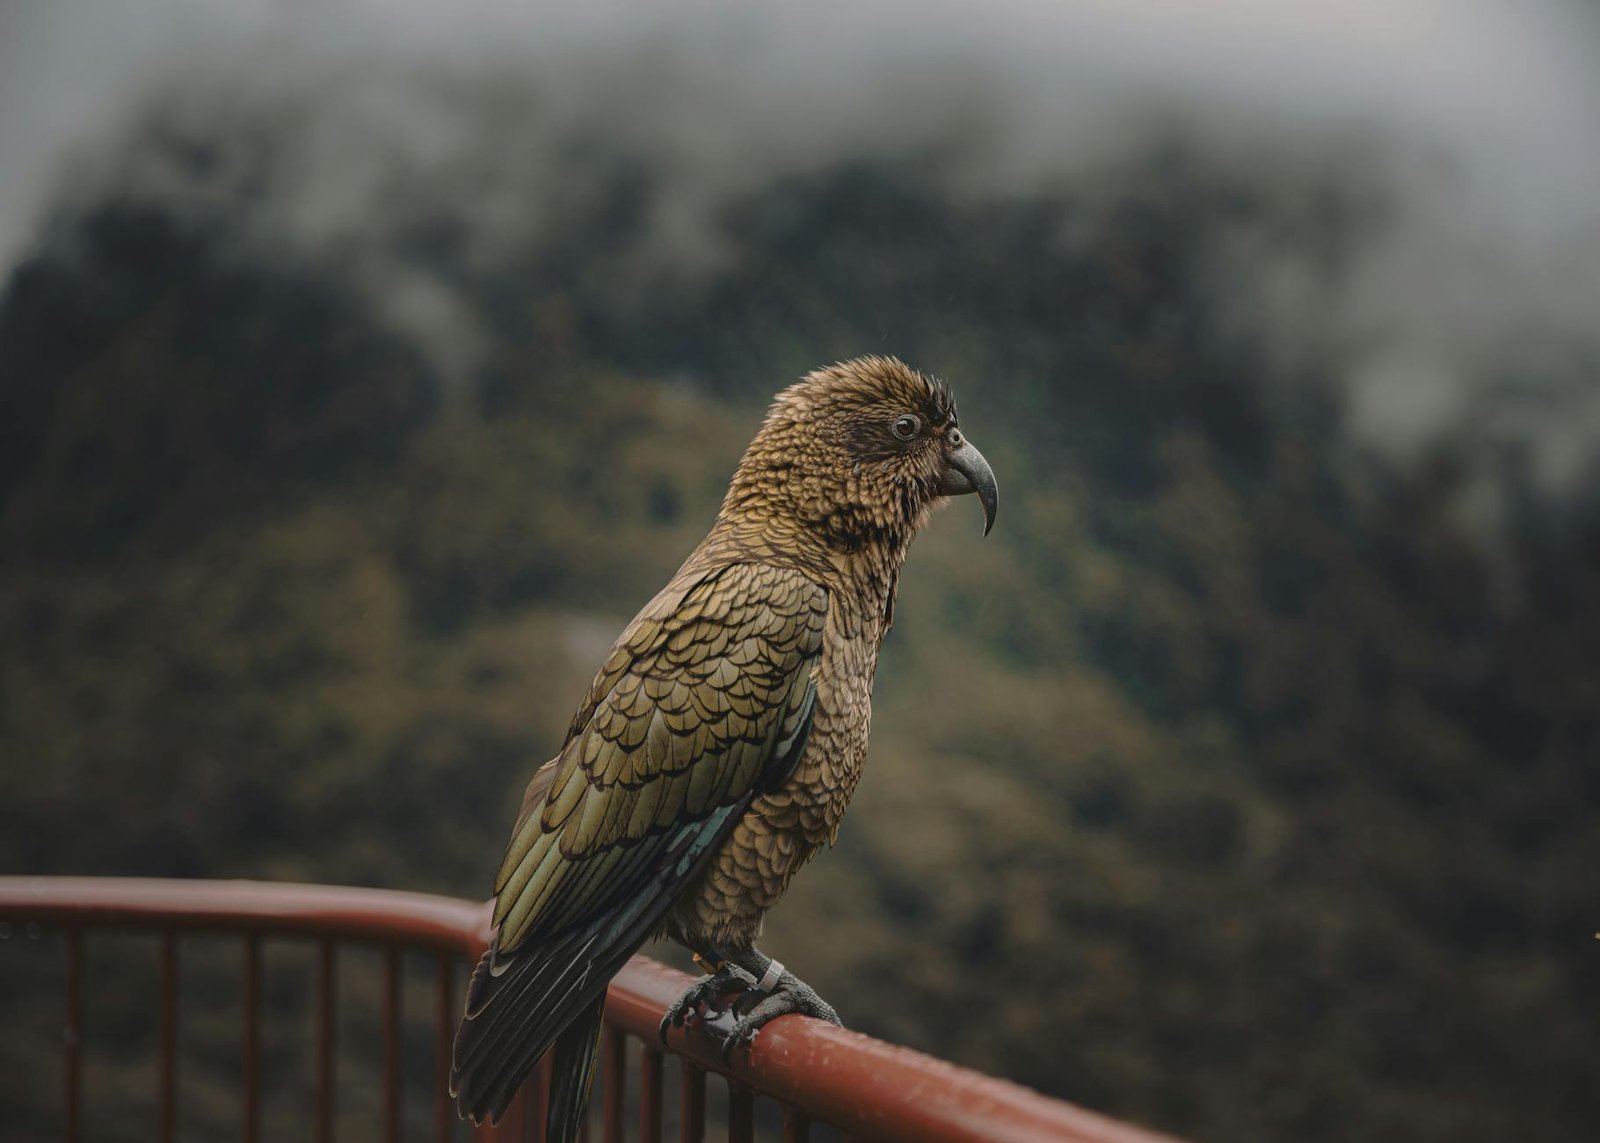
782, 1107, 810, 1143
602, 1025, 626, 1143
639, 1041, 663, 1143
538, 1050, 555, 1140
317, 939, 337, 1143
726, 1080, 754, 1143
384, 946, 403, 1143
243, 935, 262, 1143
64, 928, 83, 1143
159, 933, 178, 1143
436, 955, 455, 1143
679, 1062, 705, 1143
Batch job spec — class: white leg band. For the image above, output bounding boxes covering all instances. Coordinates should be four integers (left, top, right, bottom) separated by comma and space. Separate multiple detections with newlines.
756, 958, 785, 992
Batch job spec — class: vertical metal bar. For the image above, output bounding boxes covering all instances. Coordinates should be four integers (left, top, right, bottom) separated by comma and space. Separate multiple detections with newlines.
638, 1042, 663, 1143
64, 928, 84, 1143
781, 1107, 810, 1143
726, 1081, 754, 1143
384, 946, 403, 1143
678, 1062, 705, 1143
317, 940, 336, 1143
159, 933, 178, 1143
499, 1083, 525, 1143
537, 1050, 555, 1143
435, 957, 454, 1143
601, 1026, 626, 1143
243, 935, 262, 1143
528, 1069, 547, 1139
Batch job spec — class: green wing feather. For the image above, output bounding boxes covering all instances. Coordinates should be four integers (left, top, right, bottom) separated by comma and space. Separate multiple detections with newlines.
490, 561, 825, 949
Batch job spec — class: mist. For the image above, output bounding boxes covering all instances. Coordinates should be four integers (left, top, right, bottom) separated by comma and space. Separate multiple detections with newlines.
4, 0, 1599, 522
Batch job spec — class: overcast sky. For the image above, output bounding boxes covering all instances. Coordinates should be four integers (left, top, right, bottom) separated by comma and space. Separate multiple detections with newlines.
3, 0, 1598, 269
2, 0, 1598, 520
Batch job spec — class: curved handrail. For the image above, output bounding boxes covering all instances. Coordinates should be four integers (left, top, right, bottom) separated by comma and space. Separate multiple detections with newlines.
0, 876, 493, 955
0, 876, 1183, 1143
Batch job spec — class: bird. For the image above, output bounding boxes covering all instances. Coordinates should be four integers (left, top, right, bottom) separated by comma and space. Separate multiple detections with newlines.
450, 355, 998, 1136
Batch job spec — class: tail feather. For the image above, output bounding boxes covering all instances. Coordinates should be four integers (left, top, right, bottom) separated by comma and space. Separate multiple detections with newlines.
451, 872, 670, 1123
452, 805, 748, 1125
544, 995, 607, 1143
459, 928, 595, 1081
451, 925, 603, 1123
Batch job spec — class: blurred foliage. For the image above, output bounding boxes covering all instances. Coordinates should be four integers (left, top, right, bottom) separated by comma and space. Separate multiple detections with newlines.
1, 126, 1598, 1143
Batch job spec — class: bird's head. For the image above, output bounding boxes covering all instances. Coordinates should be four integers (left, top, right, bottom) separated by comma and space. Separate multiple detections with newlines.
723, 356, 998, 556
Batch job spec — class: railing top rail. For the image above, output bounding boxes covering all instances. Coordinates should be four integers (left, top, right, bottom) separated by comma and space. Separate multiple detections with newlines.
610, 955, 1181, 1143
0, 875, 491, 956
0, 875, 1184, 1143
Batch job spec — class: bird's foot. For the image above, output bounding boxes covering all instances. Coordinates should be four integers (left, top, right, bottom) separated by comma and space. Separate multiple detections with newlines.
657, 961, 757, 1045
718, 969, 841, 1062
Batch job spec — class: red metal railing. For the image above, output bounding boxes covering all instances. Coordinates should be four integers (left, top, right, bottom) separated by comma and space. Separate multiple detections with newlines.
0, 876, 1183, 1143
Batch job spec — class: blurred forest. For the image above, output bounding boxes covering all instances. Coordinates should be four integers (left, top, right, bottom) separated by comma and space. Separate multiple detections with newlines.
1, 58, 1599, 1143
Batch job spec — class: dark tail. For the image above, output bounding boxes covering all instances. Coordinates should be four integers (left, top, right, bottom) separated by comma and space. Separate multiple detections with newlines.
453, 804, 750, 1125
450, 922, 611, 1125
544, 995, 607, 1143
452, 960, 604, 1140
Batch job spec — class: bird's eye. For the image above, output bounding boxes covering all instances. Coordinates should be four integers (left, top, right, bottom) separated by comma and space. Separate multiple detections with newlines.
891, 414, 922, 441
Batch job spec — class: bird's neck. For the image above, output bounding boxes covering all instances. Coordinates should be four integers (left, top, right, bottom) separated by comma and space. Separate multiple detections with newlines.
704, 496, 921, 638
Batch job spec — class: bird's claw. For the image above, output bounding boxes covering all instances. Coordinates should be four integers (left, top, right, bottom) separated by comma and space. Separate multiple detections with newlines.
715, 971, 842, 1063
657, 963, 758, 1045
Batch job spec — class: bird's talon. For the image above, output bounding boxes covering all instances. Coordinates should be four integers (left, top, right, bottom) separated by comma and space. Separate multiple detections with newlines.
731, 989, 764, 1018
699, 968, 840, 1060
720, 1023, 759, 1063
660, 963, 758, 1046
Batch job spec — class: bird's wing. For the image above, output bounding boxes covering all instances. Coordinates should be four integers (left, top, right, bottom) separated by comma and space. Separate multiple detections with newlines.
497, 563, 734, 847
452, 560, 826, 1120
492, 559, 827, 948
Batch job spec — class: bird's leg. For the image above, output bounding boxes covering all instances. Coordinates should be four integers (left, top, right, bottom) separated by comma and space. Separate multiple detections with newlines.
657, 949, 757, 1044
707, 946, 842, 1062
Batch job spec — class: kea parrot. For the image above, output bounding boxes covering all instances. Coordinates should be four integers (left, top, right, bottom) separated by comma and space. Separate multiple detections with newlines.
451, 356, 998, 1135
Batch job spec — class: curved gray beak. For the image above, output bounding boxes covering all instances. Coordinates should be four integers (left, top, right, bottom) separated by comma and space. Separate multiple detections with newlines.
937, 436, 998, 536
